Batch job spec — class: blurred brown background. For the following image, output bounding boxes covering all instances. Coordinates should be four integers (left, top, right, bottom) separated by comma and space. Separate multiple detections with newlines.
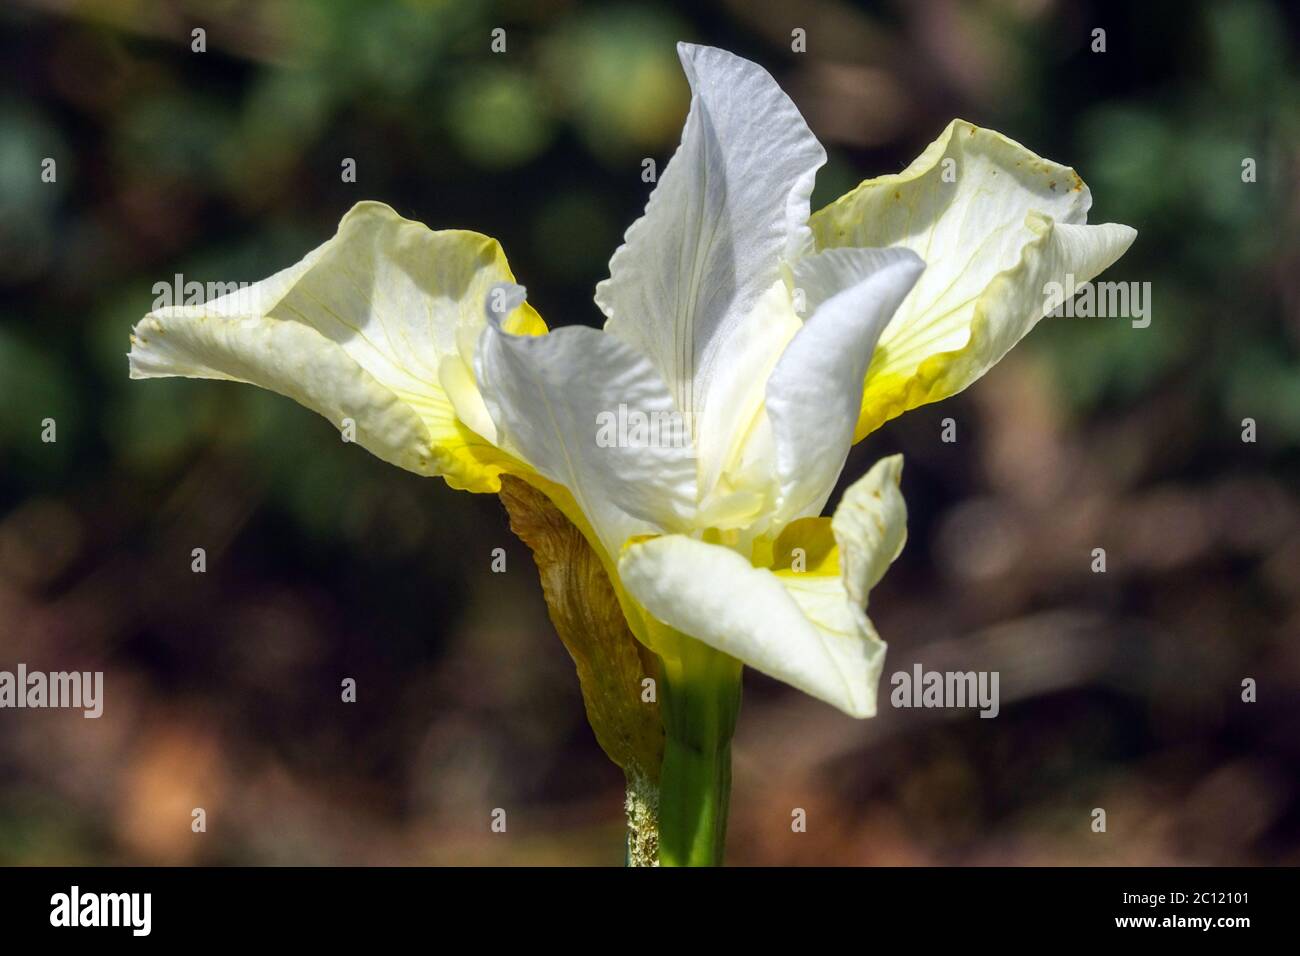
1, 0, 1297, 865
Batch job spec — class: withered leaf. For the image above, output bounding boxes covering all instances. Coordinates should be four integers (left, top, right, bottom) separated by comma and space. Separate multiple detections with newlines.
498, 475, 664, 782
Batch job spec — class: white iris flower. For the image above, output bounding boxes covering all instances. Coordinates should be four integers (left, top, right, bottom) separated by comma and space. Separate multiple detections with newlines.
130, 42, 1135, 864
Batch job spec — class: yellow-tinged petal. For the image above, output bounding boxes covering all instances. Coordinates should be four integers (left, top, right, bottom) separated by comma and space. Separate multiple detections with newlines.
128, 201, 545, 492
619, 455, 907, 717
810, 120, 1136, 440
828, 452, 907, 605
760, 516, 839, 575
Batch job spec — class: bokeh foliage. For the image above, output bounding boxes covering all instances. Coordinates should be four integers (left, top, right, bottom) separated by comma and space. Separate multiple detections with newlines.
0, 0, 1296, 864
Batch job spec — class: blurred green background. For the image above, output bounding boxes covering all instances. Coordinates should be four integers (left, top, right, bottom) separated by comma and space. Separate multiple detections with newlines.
1, 0, 1297, 864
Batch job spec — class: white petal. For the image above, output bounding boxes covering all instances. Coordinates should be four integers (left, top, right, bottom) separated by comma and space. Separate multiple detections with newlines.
693, 279, 800, 530
765, 248, 924, 524
131, 309, 436, 474
811, 120, 1137, 439
830, 454, 908, 605
476, 319, 698, 556
619, 455, 907, 717
621, 535, 865, 711
129, 202, 545, 491
595, 42, 825, 428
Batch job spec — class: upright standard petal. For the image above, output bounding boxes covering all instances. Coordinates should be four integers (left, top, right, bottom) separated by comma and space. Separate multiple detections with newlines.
129, 201, 545, 491
619, 455, 907, 717
692, 279, 800, 531
765, 248, 924, 526
595, 42, 825, 428
476, 308, 698, 557
810, 120, 1137, 440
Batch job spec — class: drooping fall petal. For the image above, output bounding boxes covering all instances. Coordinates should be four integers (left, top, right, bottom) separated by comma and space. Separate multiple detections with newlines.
128, 201, 544, 492
810, 120, 1137, 440
618, 456, 907, 717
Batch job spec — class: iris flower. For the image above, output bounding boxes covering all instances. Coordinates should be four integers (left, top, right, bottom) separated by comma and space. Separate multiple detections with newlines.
129, 43, 1135, 865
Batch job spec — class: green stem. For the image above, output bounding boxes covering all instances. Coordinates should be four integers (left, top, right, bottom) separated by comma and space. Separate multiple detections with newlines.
656, 637, 743, 867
